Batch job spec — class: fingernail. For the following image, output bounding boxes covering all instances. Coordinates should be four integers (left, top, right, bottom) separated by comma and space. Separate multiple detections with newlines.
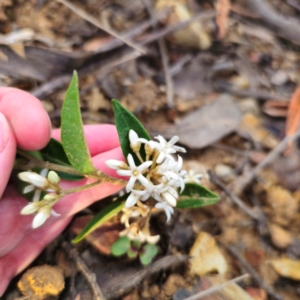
0, 113, 10, 153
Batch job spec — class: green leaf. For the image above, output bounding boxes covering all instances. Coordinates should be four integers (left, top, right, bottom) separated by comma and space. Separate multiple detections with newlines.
112, 99, 151, 164
127, 247, 139, 258
40, 138, 84, 180
176, 183, 219, 209
61, 71, 95, 174
140, 244, 158, 266
111, 236, 131, 257
72, 196, 126, 243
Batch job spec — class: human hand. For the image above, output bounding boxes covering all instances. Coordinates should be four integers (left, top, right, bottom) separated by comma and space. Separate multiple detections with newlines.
0, 88, 124, 295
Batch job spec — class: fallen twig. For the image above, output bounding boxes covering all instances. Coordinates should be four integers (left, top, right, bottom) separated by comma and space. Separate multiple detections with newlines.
142, 0, 174, 108
244, 0, 300, 45
63, 243, 106, 300
184, 274, 250, 300
208, 170, 259, 220
233, 129, 300, 195
104, 255, 189, 299
213, 81, 286, 101
56, 0, 145, 54
225, 246, 283, 300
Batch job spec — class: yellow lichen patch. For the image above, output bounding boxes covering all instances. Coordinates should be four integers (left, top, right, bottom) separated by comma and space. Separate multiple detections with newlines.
18, 265, 64, 300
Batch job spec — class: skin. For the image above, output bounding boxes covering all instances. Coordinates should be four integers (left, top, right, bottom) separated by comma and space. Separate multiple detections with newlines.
0, 88, 125, 295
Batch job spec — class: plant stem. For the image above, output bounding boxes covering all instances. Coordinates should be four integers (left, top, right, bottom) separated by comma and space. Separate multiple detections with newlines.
62, 180, 102, 195
16, 149, 83, 176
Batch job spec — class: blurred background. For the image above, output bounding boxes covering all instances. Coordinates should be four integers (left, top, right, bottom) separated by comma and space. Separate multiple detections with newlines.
2, 0, 300, 299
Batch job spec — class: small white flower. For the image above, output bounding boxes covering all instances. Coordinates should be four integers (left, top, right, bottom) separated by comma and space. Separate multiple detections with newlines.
184, 170, 204, 184
117, 154, 152, 192
47, 171, 60, 185
32, 206, 52, 229
20, 193, 61, 228
20, 202, 40, 215
129, 129, 141, 152
150, 135, 186, 164
125, 191, 141, 208
155, 202, 174, 222
19, 171, 48, 188
161, 190, 177, 207
105, 159, 128, 170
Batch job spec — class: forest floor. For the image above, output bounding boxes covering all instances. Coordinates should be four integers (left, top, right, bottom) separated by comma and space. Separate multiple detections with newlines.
2, 0, 300, 299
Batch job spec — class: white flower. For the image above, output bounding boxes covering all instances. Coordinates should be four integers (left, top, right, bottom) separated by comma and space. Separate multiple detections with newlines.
184, 170, 204, 184
20, 202, 40, 215
117, 154, 152, 192
125, 191, 141, 208
105, 159, 128, 170
150, 135, 186, 164
19, 171, 48, 188
19, 169, 61, 201
161, 187, 178, 207
129, 129, 141, 152
32, 206, 52, 228
155, 202, 174, 222
20, 193, 61, 228
48, 171, 60, 185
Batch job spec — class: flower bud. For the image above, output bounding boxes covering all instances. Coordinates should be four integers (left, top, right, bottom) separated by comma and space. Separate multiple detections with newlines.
19, 172, 48, 188
145, 143, 155, 157
129, 129, 141, 152
20, 202, 39, 215
32, 206, 52, 228
105, 160, 128, 170
43, 193, 58, 202
48, 171, 60, 185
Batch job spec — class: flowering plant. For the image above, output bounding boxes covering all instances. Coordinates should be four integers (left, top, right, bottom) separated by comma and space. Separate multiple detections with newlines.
15, 71, 219, 265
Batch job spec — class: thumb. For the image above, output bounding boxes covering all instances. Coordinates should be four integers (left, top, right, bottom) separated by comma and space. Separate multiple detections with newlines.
0, 113, 16, 198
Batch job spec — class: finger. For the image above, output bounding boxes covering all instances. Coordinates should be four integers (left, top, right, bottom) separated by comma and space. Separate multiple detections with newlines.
0, 216, 71, 296
52, 124, 120, 156
54, 147, 125, 216
0, 147, 125, 256
0, 113, 16, 198
0, 88, 51, 150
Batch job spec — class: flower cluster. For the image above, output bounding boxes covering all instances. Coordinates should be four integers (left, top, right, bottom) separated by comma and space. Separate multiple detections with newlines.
106, 130, 187, 222
19, 170, 62, 228
119, 201, 160, 244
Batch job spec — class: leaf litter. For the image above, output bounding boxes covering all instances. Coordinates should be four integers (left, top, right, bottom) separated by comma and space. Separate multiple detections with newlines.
2, 0, 300, 299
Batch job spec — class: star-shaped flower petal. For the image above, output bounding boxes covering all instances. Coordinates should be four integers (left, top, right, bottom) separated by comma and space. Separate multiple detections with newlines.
117, 154, 152, 192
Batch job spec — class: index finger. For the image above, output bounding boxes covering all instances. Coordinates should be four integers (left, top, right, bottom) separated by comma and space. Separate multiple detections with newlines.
0, 88, 51, 150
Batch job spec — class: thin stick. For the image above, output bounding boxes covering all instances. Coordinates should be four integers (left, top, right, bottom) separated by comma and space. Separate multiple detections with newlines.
63, 243, 106, 300
234, 129, 300, 195
105, 255, 189, 299
225, 246, 283, 300
142, 0, 174, 108
183, 274, 249, 300
56, 0, 145, 54
208, 170, 259, 220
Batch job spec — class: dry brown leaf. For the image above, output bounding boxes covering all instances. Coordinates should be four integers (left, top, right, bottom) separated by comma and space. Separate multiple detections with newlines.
286, 87, 300, 135
189, 231, 228, 276
8, 43, 26, 58
71, 216, 123, 255
285, 87, 300, 151
266, 186, 299, 226
239, 113, 279, 149
262, 100, 288, 117
155, 0, 211, 49
216, 0, 231, 39
151, 94, 242, 149
245, 287, 267, 300
270, 257, 300, 280
268, 223, 292, 249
